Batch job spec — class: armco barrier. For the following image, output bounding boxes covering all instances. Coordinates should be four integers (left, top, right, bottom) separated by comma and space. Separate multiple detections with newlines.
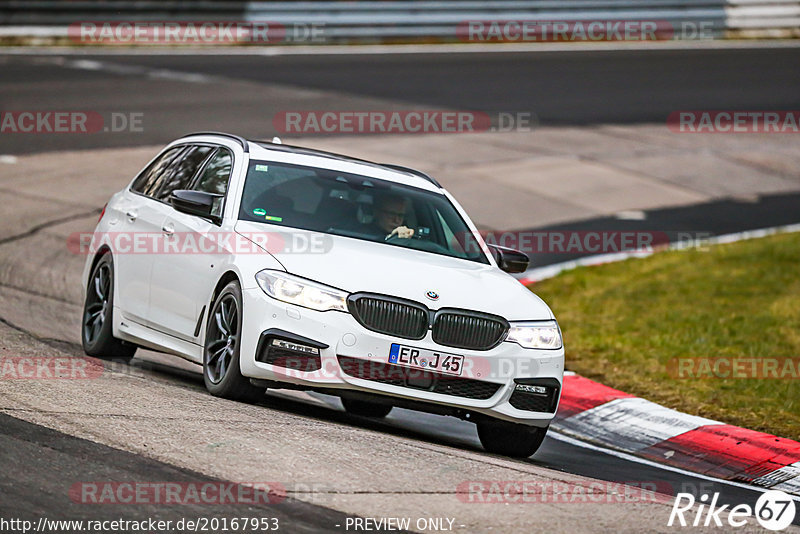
0, 0, 797, 43
726, 0, 800, 37
246, 0, 728, 41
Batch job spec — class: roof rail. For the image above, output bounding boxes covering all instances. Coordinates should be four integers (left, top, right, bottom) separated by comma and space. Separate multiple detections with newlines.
252, 139, 441, 188
380, 164, 441, 188
182, 131, 249, 152
253, 139, 375, 165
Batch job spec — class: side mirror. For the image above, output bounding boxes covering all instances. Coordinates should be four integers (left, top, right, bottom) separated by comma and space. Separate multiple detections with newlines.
488, 244, 529, 274
170, 190, 222, 223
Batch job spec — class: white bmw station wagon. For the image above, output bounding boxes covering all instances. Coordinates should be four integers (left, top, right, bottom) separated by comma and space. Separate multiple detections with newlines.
82, 132, 564, 457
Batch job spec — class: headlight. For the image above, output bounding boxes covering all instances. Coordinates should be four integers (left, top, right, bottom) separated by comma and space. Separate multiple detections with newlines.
505, 320, 562, 349
255, 270, 348, 312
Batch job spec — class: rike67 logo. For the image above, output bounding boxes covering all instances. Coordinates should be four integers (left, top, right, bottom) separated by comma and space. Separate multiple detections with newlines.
668, 490, 796, 531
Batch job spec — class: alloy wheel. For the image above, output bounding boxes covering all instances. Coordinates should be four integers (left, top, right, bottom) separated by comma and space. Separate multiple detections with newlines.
205, 293, 238, 384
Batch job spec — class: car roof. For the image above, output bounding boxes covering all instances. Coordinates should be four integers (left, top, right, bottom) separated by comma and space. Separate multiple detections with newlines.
177, 131, 443, 193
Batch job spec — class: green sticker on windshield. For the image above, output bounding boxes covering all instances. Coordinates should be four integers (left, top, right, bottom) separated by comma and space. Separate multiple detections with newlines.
253, 208, 266, 216
265, 215, 283, 222
255, 164, 269, 172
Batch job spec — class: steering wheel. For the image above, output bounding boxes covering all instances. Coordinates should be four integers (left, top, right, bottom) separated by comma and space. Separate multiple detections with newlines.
384, 233, 413, 246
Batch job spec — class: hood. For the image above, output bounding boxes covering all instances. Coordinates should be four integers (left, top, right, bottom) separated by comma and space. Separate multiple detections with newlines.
235, 221, 553, 321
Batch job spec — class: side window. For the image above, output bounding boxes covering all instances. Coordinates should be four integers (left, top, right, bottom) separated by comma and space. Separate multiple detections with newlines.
154, 145, 213, 202
130, 146, 184, 197
192, 148, 233, 217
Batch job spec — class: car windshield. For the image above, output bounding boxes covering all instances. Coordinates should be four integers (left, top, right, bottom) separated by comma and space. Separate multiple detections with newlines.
238, 160, 489, 264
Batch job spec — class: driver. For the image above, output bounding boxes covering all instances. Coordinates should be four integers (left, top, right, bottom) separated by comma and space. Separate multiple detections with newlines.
367, 193, 414, 240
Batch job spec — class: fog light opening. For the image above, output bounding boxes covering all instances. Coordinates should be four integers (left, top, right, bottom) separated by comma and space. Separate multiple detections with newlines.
514, 383, 548, 395
271, 338, 320, 356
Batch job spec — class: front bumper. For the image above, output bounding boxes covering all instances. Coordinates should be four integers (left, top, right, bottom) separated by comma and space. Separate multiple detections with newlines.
240, 288, 564, 426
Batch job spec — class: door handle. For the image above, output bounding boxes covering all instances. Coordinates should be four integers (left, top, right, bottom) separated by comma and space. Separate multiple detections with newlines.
162, 223, 175, 236
126, 210, 137, 222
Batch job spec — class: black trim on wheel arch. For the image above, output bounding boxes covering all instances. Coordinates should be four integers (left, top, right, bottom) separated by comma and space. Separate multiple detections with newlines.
193, 305, 206, 338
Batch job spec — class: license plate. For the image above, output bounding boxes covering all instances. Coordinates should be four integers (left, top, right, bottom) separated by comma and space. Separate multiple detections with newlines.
388, 343, 464, 376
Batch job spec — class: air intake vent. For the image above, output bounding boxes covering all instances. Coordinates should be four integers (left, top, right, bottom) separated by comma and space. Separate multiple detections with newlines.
338, 356, 501, 400
348, 294, 428, 340
509, 379, 560, 413
432, 310, 508, 350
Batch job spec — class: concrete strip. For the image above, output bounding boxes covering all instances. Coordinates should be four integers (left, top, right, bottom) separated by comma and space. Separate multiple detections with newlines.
464, 156, 708, 215
601, 152, 800, 198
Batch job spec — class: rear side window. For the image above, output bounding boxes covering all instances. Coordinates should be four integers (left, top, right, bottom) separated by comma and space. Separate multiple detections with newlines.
154, 145, 213, 202
130, 146, 184, 197
192, 148, 233, 217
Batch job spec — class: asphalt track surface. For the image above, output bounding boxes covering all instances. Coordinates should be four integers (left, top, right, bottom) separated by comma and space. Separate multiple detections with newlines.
0, 413, 356, 531
1, 47, 799, 532
1, 46, 799, 153
110, 48, 800, 122
526, 190, 800, 268
0, 337, 782, 528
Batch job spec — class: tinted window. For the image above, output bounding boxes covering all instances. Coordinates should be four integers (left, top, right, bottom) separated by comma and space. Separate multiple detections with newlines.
192, 148, 233, 217
155, 145, 213, 201
238, 160, 488, 264
130, 146, 184, 197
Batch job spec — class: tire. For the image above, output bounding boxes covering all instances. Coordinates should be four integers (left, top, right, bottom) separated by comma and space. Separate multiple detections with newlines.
82, 252, 136, 362
477, 420, 549, 458
341, 398, 393, 418
203, 280, 265, 403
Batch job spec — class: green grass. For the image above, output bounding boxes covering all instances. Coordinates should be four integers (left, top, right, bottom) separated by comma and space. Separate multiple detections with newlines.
531, 232, 800, 441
